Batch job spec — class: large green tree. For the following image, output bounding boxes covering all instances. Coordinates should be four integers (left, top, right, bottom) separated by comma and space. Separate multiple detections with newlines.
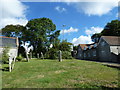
1, 24, 26, 38
91, 20, 120, 43
101, 20, 120, 36
25, 17, 60, 55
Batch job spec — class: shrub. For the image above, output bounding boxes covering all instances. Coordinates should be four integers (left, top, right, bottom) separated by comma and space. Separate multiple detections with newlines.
2, 47, 9, 64
62, 51, 73, 59
45, 48, 58, 59
16, 54, 23, 61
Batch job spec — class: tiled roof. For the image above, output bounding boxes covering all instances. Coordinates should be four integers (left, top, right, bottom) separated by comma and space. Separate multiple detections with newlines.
101, 36, 120, 45
0, 36, 18, 47
78, 43, 95, 50
78, 44, 87, 50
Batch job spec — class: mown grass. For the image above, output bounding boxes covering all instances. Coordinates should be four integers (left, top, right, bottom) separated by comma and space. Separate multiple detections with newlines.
2, 59, 120, 88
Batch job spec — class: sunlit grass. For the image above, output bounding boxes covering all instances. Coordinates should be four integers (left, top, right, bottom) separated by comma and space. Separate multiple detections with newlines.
2, 59, 119, 88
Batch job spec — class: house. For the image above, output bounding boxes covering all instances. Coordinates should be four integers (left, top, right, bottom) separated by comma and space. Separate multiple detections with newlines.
77, 43, 95, 60
0, 36, 19, 56
76, 44, 86, 59
77, 36, 120, 63
0, 36, 19, 72
83, 44, 98, 61
97, 36, 120, 63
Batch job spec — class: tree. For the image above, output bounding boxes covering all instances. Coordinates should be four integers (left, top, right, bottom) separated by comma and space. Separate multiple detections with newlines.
101, 20, 120, 36
1, 24, 26, 38
91, 33, 102, 43
25, 17, 60, 55
91, 20, 120, 43
59, 40, 73, 52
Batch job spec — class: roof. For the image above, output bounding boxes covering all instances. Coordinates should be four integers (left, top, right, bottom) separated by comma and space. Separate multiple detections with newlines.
0, 36, 18, 48
101, 36, 120, 45
78, 43, 95, 50
78, 44, 87, 50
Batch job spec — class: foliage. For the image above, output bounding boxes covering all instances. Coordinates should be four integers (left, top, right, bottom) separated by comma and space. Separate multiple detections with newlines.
45, 40, 73, 59
1, 18, 60, 57
91, 33, 102, 43
73, 46, 77, 51
91, 20, 120, 42
45, 48, 58, 59
62, 51, 73, 59
1, 25, 26, 38
101, 20, 120, 36
16, 54, 23, 61
25, 17, 60, 55
2, 59, 119, 88
59, 40, 73, 52
2, 47, 9, 64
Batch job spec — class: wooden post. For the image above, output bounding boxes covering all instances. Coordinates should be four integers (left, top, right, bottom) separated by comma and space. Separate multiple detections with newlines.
58, 50, 62, 62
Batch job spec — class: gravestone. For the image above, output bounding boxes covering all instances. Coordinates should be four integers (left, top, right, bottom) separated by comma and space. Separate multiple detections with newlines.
41, 52, 44, 59
58, 50, 62, 62
37, 53, 39, 59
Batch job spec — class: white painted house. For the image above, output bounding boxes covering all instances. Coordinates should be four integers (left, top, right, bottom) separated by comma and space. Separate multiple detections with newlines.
0, 36, 19, 72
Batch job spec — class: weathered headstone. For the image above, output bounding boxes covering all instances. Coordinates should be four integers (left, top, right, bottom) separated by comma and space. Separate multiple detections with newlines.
37, 53, 39, 59
58, 50, 62, 62
41, 52, 44, 60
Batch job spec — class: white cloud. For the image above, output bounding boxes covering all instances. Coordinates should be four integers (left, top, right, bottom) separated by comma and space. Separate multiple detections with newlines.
55, 6, 66, 13
72, 35, 93, 46
60, 27, 78, 34
51, 0, 118, 16
52, 0, 118, 16
0, 0, 28, 29
71, 26, 103, 45
72, 1, 118, 16
85, 27, 103, 35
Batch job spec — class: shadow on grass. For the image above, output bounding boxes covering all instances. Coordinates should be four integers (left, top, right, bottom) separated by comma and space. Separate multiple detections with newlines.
2, 67, 9, 72
103, 65, 120, 70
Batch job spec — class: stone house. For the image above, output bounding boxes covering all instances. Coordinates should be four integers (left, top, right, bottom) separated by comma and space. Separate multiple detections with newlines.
84, 44, 98, 61
76, 44, 86, 59
97, 36, 120, 63
77, 36, 120, 63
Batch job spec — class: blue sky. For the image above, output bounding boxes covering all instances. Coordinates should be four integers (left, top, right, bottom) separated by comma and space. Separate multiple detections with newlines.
1, 0, 118, 45
23, 2, 118, 45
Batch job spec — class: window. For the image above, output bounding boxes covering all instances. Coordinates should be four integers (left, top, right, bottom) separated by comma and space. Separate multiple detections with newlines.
88, 53, 90, 57
101, 41, 105, 46
84, 53, 86, 57
93, 51, 96, 56
101, 51, 105, 53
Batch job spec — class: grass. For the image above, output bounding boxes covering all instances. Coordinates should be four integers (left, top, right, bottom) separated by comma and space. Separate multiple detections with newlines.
2, 59, 120, 88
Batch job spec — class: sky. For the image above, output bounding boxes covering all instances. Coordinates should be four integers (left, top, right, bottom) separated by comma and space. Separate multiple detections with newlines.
0, 0, 119, 45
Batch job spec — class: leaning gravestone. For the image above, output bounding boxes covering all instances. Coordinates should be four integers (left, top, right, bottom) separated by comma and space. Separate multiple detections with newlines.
58, 50, 62, 62
41, 52, 44, 60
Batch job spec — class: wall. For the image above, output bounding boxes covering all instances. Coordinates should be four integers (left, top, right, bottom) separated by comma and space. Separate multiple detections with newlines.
0, 47, 18, 58
77, 46, 84, 59
97, 39, 111, 62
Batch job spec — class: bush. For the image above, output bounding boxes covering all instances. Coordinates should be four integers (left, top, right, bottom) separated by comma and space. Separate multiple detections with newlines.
45, 48, 58, 59
16, 54, 23, 61
62, 51, 73, 59
2, 47, 9, 64
45, 48, 73, 59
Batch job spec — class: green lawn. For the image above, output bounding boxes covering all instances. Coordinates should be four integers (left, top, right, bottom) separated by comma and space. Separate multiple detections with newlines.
2, 59, 120, 88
